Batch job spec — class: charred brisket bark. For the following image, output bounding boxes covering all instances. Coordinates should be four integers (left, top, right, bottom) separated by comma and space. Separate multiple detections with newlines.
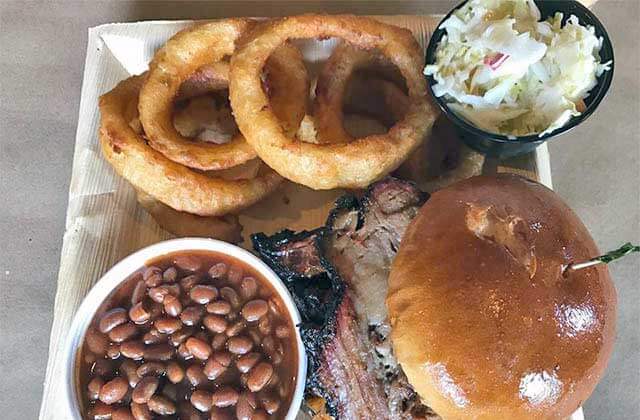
251, 178, 437, 419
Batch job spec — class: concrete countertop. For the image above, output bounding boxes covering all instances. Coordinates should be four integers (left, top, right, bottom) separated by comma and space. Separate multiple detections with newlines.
1, 1, 638, 419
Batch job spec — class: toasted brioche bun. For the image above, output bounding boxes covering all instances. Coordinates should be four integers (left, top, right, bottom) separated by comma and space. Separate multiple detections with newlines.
387, 174, 616, 419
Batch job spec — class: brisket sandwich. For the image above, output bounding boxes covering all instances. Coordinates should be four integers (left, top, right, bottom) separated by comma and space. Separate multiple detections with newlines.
252, 175, 616, 420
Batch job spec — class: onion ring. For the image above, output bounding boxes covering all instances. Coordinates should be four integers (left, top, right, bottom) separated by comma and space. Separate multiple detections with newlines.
314, 42, 408, 143
229, 15, 437, 189
139, 19, 309, 170
136, 190, 243, 242
99, 75, 283, 216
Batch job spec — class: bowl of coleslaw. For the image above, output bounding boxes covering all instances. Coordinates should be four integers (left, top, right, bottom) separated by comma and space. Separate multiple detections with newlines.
425, 0, 614, 158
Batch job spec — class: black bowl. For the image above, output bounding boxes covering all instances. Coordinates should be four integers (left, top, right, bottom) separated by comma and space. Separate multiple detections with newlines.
425, 0, 614, 159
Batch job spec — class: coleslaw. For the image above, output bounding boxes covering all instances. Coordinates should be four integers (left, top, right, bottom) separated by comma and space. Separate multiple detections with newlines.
425, 0, 611, 137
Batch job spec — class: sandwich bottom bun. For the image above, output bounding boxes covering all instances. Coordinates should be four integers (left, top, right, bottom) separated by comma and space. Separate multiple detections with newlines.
387, 174, 616, 420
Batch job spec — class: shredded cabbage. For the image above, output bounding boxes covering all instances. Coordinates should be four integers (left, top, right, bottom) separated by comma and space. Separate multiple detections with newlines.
425, 0, 611, 137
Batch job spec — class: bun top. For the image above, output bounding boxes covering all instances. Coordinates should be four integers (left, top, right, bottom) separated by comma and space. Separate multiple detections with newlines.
387, 174, 616, 420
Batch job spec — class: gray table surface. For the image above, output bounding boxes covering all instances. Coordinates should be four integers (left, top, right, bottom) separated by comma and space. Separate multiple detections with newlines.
1, 1, 638, 419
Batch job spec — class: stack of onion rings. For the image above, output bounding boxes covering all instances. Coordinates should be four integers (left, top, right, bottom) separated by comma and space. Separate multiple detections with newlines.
99, 75, 284, 217
229, 14, 438, 190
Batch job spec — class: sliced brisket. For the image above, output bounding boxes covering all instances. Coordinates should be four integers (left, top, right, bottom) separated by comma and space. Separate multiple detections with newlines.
251, 178, 438, 420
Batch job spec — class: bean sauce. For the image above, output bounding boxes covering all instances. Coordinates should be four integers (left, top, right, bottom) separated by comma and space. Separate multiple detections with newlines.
78, 251, 298, 419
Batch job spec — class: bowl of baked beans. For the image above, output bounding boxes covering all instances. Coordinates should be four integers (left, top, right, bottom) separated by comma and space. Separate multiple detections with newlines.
62, 238, 306, 420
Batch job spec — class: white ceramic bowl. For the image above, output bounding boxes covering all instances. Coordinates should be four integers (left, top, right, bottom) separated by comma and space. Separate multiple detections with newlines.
62, 238, 307, 419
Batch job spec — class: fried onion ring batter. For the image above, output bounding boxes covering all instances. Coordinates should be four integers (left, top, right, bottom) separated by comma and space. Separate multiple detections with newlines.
229, 15, 437, 190
99, 75, 283, 216
139, 19, 309, 170
136, 190, 243, 242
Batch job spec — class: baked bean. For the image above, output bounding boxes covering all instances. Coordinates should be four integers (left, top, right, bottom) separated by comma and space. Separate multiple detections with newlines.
211, 334, 227, 351
257, 317, 271, 335
90, 401, 114, 419
275, 324, 290, 338
88, 377, 105, 401
241, 300, 268, 322
112, 406, 135, 420
178, 401, 203, 420
206, 300, 231, 315
120, 341, 144, 360
271, 342, 284, 365
143, 344, 174, 361
186, 337, 212, 360
210, 407, 234, 420
269, 301, 282, 319
169, 326, 194, 347
163, 294, 182, 317
106, 344, 121, 359
130, 402, 152, 420
86, 328, 109, 356
247, 362, 273, 392
132, 377, 159, 404
203, 358, 227, 380
162, 266, 178, 283
179, 274, 200, 291
236, 353, 261, 374
177, 342, 193, 360
261, 336, 276, 355
92, 359, 115, 377
211, 386, 239, 408
226, 320, 245, 337
203, 315, 227, 334
109, 322, 139, 343
148, 395, 176, 415
186, 364, 207, 387
166, 361, 185, 384
174, 254, 202, 271
261, 395, 280, 415
119, 360, 141, 387
252, 409, 269, 420
131, 280, 147, 306
191, 390, 213, 412
190, 285, 218, 304
136, 362, 165, 377
143, 266, 163, 287
154, 317, 182, 334
208, 262, 228, 278
235, 392, 257, 420
214, 351, 233, 367
148, 286, 169, 304
239, 277, 258, 301
99, 308, 128, 334
180, 305, 204, 326
220, 287, 241, 308
227, 265, 243, 285
228, 336, 253, 355
142, 329, 164, 345
129, 302, 150, 324
99, 376, 129, 404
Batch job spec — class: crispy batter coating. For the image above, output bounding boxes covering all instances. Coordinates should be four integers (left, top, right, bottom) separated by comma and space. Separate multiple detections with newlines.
139, 19, 308, 170
230, 14, 438, 190
99, 75, 283, 216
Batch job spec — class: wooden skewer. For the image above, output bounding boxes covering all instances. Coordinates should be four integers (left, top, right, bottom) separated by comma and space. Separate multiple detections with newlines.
563, 242, 639, 274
